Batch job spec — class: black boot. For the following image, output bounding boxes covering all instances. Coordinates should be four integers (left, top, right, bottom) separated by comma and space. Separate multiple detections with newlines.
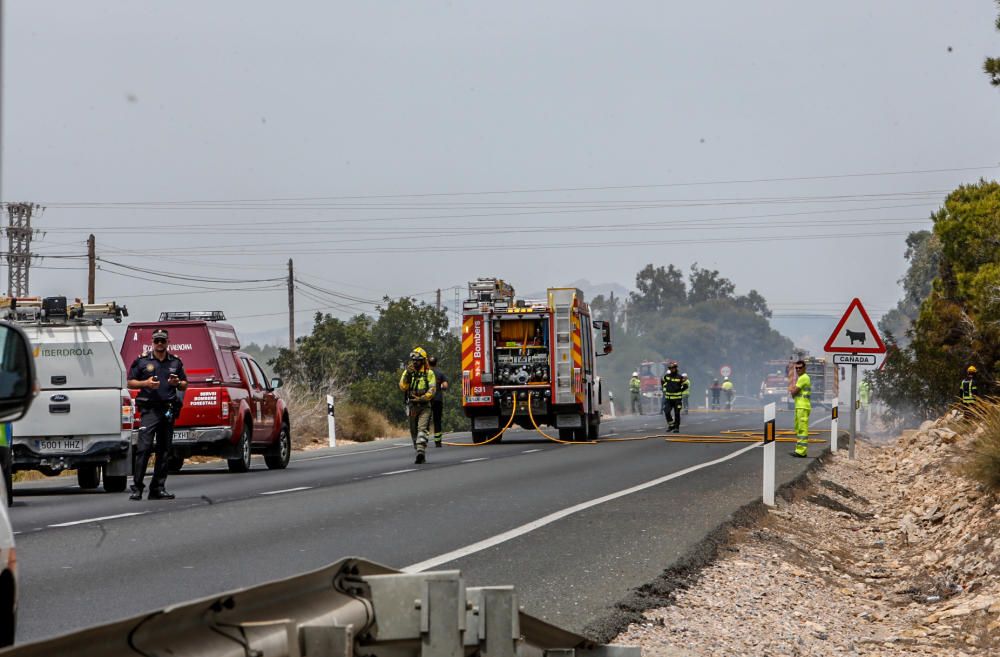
148, 488, 175, 500
129, 486, 144, 501
415, 452, 426, 464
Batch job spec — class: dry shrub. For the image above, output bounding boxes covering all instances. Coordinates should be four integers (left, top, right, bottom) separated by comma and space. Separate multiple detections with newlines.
278, 381, 406, 446
959, 398, 1000, 492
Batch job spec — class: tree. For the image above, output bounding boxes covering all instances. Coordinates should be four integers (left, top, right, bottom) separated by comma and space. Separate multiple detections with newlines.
687, 264, 736, 305
878, 230, 941, 345
629, 265, 686, 316
986, 1, 1000, 87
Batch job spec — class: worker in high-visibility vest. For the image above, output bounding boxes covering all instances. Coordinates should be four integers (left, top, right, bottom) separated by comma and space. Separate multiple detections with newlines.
721, 377, 734, 410
629, 372, 642, 415
789, 360, 811, 458
859, 379, 872, 409
681, 373, 690, 415
0, 422, 11, 507
961, 366, 979, 406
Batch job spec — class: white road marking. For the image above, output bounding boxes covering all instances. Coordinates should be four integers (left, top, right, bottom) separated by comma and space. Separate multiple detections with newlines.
521, 449, 543, 454
381, 468, 417, 476
403, 442, 762, 573
298, 445, 407, 461
49, 512, 147, 528
461, 457, 489, 463
260, 486, 312, 495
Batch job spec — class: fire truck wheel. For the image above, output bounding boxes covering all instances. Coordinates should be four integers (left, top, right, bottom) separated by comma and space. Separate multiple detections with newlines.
471, 430, 492, 444
558, 428, 575, 441
77, 465, 100, 490
587, 416, 600, 440
228, 423, 252, 473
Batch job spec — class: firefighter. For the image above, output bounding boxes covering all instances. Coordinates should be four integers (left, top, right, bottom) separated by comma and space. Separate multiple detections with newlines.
629, 372, 642, 415
789, 359, 811, 458
710, 379, 722, 410
427, 355, 448, 447
681, 373, 690, 415
399, 347, 437, 464
661, 362, 687, 433
722, 377, 734, 410
961, 366, 978, 406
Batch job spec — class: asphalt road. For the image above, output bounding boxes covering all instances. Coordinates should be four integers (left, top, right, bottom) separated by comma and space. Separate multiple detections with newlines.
9, 406, 829, 644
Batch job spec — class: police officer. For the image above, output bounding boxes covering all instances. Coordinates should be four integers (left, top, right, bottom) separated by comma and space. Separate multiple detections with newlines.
961, 366, 979, 406
127, 329, 188, 500
629, 372, 642, 415
427, 355, 449, 448
399, 347, 436, 464
661, 362, 687, 433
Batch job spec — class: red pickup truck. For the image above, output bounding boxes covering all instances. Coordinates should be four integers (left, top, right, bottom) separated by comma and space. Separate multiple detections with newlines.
120, 311, 290, 472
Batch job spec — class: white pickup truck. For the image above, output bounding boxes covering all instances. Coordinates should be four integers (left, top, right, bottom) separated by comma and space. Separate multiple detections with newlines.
8, 297, 132, 494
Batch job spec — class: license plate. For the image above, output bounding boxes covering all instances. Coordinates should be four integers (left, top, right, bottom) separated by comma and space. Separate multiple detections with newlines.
172, 430, 191, 442
34, 439, 83, 453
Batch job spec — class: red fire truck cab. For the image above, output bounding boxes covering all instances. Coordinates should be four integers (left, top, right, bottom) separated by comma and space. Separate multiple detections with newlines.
120, 311, 291, 472
460, 278, 612, 443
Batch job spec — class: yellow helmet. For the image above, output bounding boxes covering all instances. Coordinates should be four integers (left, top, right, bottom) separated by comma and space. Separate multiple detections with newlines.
410, 346, 428, 362
967, 365, 977, 374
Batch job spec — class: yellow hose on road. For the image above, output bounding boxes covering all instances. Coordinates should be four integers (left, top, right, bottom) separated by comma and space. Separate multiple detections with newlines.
526, 392, 597, 444
442, 396, 518, 446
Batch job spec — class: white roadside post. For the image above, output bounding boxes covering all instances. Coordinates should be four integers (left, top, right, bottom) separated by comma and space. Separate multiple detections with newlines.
830, 397, 839, 453
327, 394, 337, 447
763, 402, 776, 507
704, 389, 709, 410
608, 391, 616, 418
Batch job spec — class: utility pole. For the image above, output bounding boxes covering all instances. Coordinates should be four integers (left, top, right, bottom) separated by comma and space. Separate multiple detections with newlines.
436, 288, 441, 313
6, 202, 40, 297
87, 234, 96, 303
288, 258, 295, 352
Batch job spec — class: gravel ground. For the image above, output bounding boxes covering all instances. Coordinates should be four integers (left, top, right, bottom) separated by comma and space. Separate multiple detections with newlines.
614, 412, 1000, 656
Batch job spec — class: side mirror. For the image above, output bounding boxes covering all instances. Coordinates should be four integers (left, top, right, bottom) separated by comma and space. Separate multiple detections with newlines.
0, 321, 38, 422
270, 377, 283, 390
592, 320, 613, 356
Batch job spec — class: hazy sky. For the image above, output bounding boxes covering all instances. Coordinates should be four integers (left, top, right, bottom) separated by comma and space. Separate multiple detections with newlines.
3, 1, 999, 350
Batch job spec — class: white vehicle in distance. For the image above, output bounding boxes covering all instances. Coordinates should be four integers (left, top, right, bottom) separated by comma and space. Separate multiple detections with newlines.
6, 296, 133, 495
0, 319, 41, 647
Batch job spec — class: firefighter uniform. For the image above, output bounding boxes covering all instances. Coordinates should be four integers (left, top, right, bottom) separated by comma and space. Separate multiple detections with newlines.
792, 369, 812, 457
681, 374, 690, 414
661, 366, 688, 433
629, 373, 642, 415
399, 348, 437, 464
429, 360, 448, 447
722, 378, 734, 410
961, 366, 978, 406
128, 341, 187, 499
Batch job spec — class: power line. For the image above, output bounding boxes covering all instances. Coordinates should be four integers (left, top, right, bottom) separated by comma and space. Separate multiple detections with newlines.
97, 258, 285, 284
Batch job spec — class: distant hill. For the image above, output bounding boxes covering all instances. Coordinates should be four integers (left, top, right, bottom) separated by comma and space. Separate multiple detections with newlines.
525, 279, 630, 301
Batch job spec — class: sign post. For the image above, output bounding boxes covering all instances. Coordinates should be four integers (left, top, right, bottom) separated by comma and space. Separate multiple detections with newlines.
327, 394, 337, 448
763, 402, 776, 506
823, 298, 885, 460
830, 397, 839, 453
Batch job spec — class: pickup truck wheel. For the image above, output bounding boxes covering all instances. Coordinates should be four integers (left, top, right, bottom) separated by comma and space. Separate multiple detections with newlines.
166, 454, 185, 473
227, 423, 252, 473
103, 473, 127, 493
264, 422, 291, 470
77, 465, 100, 490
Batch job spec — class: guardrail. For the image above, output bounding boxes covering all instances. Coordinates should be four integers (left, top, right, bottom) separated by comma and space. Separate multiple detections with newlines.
1, 557, 640, 657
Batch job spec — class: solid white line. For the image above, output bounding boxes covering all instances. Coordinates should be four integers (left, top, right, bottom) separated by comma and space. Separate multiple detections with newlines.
381, 468, 417, 476
521, 449, 543, 454
461, 457, 488, 463
49, 512, 147, 528
403, 441, 761, 573
298, 445, 407, 461
259, 486, 312, 495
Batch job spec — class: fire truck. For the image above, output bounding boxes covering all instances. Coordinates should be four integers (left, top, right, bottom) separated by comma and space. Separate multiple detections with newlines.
460, 278, 612, 442
760, 356, 838, 409
637, 360, 671, 414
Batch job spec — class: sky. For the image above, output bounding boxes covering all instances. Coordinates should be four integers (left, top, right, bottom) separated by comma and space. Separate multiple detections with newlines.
3, 1, 999, 352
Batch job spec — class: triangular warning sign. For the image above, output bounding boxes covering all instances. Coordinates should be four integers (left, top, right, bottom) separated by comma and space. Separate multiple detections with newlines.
824, 298, 886, 354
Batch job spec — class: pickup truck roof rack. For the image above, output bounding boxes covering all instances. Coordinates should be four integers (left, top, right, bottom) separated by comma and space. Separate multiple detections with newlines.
0, 295, 128, 325
158, 310, 227, 321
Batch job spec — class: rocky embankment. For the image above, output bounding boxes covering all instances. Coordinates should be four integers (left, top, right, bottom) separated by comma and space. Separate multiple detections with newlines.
616, 412, 1000, 656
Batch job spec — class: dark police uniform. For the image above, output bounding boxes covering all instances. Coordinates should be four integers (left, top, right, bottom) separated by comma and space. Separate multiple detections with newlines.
129, 350, 187, 496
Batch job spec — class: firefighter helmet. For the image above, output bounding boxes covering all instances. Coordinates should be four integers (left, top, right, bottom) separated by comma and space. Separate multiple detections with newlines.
632, 371, 638, 377
967, 365, 977, 374
410, 347, 428, 362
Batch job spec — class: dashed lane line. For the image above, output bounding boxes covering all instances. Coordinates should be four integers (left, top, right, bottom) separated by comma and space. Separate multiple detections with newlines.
297, 445, 408, 461
380, 469, 418, 476
49, 512, 148, 528
259, 486, 312, 496
521, 449, 543, 454
461, 458, 489, 463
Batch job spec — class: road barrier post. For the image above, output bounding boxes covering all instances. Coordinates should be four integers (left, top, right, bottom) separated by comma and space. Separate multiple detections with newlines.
830, 397, 839, 453
327, 394, 337, 447
763, 402, 776, 506
608, 391, 616, 418
704, 390, 709, 410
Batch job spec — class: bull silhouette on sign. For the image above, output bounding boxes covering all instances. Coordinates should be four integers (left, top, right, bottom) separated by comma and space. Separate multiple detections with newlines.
845, 329, 866, 345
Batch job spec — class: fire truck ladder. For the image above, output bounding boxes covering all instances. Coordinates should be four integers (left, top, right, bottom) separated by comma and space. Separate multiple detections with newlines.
549, 288, 576, 405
